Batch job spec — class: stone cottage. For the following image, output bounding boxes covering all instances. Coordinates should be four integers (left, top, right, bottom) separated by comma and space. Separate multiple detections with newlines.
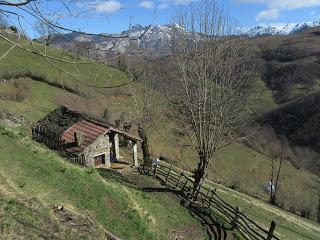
32, 106, 141, 168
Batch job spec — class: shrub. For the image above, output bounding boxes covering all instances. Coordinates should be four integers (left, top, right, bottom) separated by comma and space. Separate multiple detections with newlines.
229, 179, 241, 191
9, 26, 17, 33
14, 80, 31, 101
0, 78, 31, 102
300, 207, 311, 219
102, 108, 110, 122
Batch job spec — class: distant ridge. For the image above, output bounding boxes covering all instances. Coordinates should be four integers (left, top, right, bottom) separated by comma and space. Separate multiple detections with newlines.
242, 20, 320, 37
44, 21, 320, 57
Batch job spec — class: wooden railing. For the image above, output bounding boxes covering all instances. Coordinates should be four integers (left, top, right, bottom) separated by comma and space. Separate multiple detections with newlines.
32, 125, 65, 150
153, 162, 280, 240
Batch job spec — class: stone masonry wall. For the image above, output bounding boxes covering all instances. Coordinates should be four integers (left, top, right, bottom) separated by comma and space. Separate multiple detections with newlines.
82, 133, 111, 167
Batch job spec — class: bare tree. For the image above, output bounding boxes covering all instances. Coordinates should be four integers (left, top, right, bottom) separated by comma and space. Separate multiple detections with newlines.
130, 63, 157, 168
162, 0, 256, 197
317, 194, 320, 223
35, 20, 54, 47
269, 142, 285, 205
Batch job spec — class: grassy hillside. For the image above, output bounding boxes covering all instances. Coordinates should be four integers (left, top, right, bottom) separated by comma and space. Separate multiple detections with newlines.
0, 35, 319, 239
0, 79, 320, 223
252, 27, 320, 103
259, 91, 320, 152
1, 76, 319, 226
159, 161, 320, 240
0, 126, 207, 239
204, 179, 320, 240
0, 37, 128, 95
148, 118, 320, 221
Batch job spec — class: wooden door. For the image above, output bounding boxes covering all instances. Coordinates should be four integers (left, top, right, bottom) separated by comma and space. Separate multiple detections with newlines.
94, 154, 105, 166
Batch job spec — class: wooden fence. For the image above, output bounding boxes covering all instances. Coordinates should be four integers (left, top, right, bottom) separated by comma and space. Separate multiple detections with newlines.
32, 125, 65, 150
32, 124, 85, 166
153, 162, 280, 240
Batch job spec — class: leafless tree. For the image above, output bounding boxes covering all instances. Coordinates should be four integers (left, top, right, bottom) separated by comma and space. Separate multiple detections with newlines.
35, 20, 54, 47
162, 0, 256, 197
317, 194, 320, 223
269, 142, 285, 205
130, 63, 158, 168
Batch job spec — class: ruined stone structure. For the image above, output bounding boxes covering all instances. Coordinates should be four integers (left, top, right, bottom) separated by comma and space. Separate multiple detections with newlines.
32, 106, 141, 168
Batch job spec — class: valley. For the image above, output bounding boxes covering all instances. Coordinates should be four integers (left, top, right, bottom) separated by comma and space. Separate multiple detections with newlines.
0, 2, 320, 238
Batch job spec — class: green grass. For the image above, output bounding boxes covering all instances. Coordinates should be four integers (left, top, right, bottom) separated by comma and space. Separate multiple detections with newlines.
159, 161, 320, 240
204, 181, 320, 240
148, 118, 320, 224
0, 36, 319, 239
0, 37, 128, 95
0, 78, 68, 121
0, 126, 207, 239
0, 173, 107, 239
3, 78, 315, 228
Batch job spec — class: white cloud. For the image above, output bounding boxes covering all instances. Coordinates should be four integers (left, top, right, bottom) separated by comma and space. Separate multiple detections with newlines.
256, 8, 279, 20
158, 3, 170, 9
157, 0, 199, 9
139, 1, 154, 8
94, 0, 122, 13
237, 0, 320, 20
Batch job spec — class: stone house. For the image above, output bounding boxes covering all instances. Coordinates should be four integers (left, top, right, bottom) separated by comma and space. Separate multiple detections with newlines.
32, 106, 141, 168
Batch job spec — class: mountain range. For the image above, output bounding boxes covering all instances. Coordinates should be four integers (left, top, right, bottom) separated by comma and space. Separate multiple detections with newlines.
244, 20, 320, 37
47, 20, 320, 58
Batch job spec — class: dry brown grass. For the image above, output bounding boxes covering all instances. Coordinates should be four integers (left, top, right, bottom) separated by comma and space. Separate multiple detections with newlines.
0, 78, 31, 102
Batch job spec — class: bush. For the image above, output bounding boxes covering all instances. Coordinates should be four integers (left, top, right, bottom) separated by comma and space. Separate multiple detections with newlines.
300, 207, 311, 219
0, 78, 31, 102
229, 179, 241, 190
9, 26, 17, 33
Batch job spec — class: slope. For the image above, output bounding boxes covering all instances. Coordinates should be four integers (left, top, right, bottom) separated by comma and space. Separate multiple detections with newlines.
252, 27, 320, 103
0, 36, 128, 95
0, 125, 207, 239
0, 35, 319, 236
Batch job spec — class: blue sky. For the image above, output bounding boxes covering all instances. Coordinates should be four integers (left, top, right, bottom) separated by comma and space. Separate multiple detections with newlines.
6, 0, 320, 37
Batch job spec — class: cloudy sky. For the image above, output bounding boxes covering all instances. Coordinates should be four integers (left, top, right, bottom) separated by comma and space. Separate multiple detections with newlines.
77, 0, 320, 31
7, 0, 320, 36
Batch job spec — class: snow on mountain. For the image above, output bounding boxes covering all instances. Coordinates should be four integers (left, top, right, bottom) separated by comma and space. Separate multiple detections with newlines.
47, 21, 320, 58
243, 20, 320, 37
49, 24, 182, 56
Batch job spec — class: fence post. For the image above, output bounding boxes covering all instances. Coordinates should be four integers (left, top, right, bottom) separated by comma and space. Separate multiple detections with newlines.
208, 188, 216, 207
175, 173, 183, 190
165, 164, 173, 184
266, 221, 276, 240
206, 187, 211, 198
153, 163, 158, 175
232, 207, 241, 230
181, 175, 188, 193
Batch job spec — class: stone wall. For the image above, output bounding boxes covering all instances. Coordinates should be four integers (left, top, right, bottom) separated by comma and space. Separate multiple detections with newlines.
82, 133, 111, 167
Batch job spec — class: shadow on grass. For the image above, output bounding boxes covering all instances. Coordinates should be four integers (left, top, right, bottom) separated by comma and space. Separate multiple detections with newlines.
97, 168, 179, 195
97, 168, 233, 239
186, 201, 233, 240
97, 168, 134, 186
155, 175, 233, 240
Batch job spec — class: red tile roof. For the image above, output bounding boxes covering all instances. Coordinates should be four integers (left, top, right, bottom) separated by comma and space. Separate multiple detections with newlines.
62, 119, 109, 156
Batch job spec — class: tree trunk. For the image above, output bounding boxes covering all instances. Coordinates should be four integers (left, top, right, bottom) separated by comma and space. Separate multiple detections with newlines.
318, 196, 320, 224
192, 154, 209, 200
138, 127, 151, 168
